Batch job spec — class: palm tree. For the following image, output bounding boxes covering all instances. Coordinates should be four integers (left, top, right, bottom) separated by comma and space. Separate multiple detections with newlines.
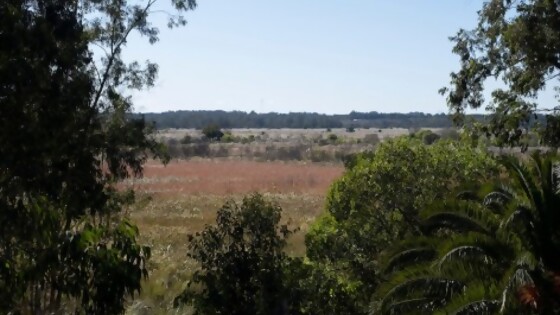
373, 152, 560, 314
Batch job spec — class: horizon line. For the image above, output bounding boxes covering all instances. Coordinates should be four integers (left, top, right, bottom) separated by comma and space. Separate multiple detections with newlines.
134, 109, 468, 116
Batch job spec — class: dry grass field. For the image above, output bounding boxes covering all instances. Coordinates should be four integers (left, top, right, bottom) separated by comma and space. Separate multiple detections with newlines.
126, 159, 343, 195
125, 159, 344, 314
158, 127, 414, 142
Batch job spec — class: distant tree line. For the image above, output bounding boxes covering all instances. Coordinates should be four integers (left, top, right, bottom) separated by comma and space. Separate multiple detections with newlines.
136, 110, 488, 129
346, 111, 484, 128
138, 110, 343, 129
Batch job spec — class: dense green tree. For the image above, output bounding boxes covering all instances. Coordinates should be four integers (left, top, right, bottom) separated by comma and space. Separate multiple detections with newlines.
201, 124, 224, 141
174, 194, 296, 315
284, 260, 366, 315
0, 0, 195, 313
440, 0, 560, 148
375, 153, 560, 314
175, 194, 364, 315
305, 137, 498, 312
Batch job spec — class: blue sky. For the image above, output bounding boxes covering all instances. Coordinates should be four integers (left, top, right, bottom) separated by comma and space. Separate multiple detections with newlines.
127, 0, 485, 114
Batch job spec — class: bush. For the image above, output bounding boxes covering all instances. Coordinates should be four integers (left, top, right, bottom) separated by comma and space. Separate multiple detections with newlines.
220, 131, 236, 143
201, 124, 224, 141
174, 194, 297, 315
285, 259, 367, 315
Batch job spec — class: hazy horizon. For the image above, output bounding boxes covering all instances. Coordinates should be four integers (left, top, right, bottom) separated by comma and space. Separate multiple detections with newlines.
137, 108, 456, 115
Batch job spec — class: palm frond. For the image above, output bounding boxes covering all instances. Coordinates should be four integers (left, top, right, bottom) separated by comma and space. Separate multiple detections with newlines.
384, 247, 437, 275
435, 279, 503, 315
498, 205, 537, 250
421, 212, 490, 236
499, 155, 543, 216
499, 264, 536, 313
432, 233, 515, 281
380, 277, 465, 311
372, 153, 560, 315
482, 189, 513, 214
382, 297, 441, 315
499, 204, 534, 231
448, 299, 500, 315
436, 245, 495, 271
554, 163, 560, 194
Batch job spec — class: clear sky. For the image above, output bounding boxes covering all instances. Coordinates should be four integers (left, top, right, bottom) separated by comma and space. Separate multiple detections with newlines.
127, 0, 486, 114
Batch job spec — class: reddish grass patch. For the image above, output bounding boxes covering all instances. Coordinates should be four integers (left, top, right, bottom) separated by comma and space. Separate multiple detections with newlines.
125, 160, 344, 196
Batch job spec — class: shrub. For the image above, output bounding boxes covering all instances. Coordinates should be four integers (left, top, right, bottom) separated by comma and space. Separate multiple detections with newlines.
201, 124, 224, 141
220, 131, 236, 143
174, 194, 296, 315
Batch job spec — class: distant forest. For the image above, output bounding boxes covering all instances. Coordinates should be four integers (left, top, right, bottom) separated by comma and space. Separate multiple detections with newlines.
138, 110, 485, 129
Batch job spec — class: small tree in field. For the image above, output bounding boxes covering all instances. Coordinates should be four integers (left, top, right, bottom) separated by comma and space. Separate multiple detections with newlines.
175, 194, 295, 315
201, 124, 224, 141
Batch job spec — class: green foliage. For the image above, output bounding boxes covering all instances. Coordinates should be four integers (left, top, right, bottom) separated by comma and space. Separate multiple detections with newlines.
201, 124, 224, 141
285, 259, 368, 315
220, 131, 236, 142
175, 194, 296, 315
176, 194, 368, 315
341, 150, 376, 169
0, 0, 194, 313
376, 153, 560, 314
440, 0, 560, 148
305, 137, 498, 311
325, 136, 496, 226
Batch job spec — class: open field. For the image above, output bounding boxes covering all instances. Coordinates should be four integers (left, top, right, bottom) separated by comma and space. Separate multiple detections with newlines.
125, 159, 343, 196
125, 159, 344, 314
158, 128, 433, 163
